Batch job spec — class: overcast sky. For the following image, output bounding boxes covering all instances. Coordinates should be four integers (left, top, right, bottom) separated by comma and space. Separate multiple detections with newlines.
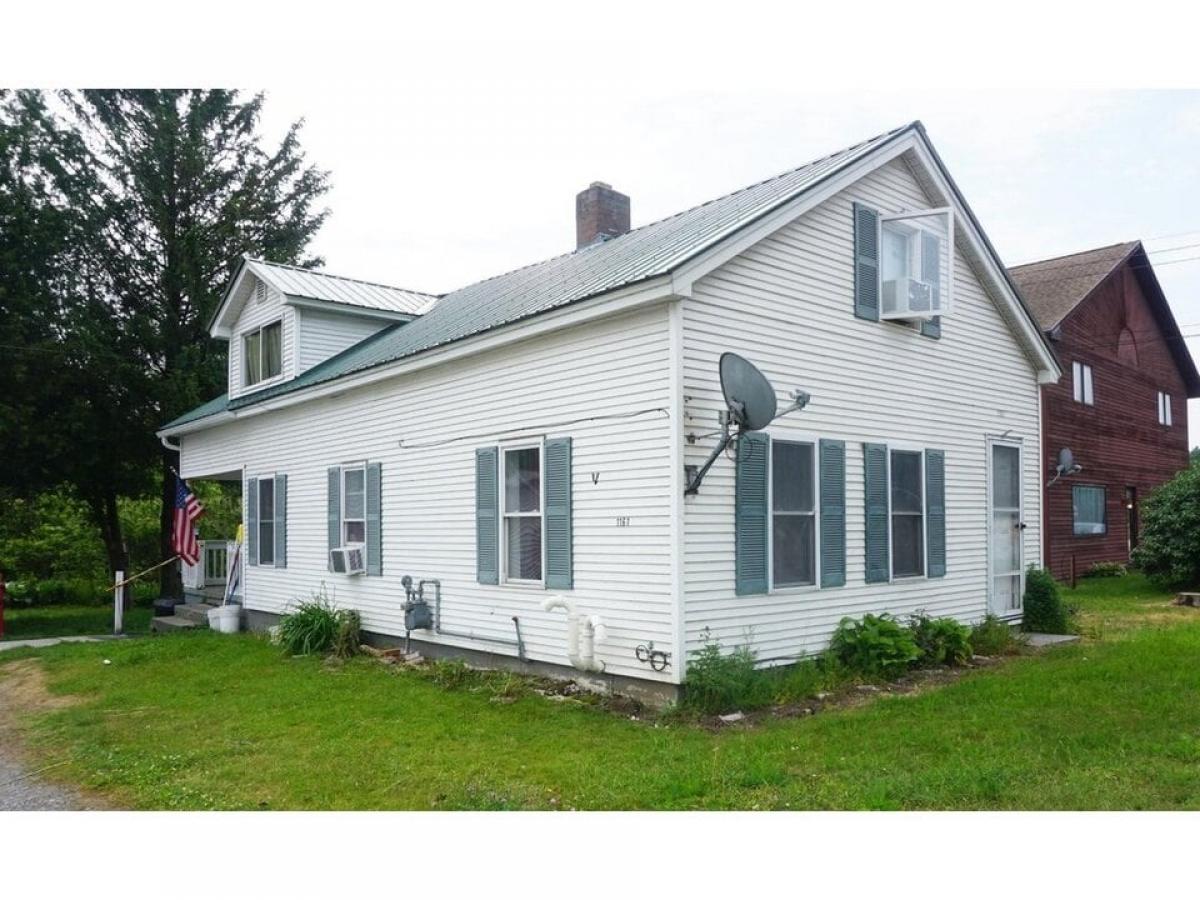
256, 86, 1200, 443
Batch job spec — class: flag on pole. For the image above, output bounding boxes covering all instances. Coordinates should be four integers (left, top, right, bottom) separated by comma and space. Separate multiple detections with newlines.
172, 475, 205, 566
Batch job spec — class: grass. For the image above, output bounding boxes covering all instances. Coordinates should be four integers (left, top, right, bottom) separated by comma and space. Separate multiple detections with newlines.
1, 604, 152, 641
3, 572, 1200, 809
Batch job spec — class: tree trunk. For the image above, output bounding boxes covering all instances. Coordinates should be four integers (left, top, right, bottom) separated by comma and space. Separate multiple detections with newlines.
87, 492, 129, 580
159, 446, 183, 599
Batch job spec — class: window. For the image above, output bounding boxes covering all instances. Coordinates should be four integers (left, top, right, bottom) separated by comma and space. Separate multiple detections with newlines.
771, 441, 817, 588
257, 477, 275, 565
502, 445, 542, 582
879, 208, 952, 320
1073, 485, 1107, 536
243, 320, 282, 386
341, 464, 366, 548
1072, 361, 1094, 405
890, 449, 925, 578
1158, 390, 1173, 426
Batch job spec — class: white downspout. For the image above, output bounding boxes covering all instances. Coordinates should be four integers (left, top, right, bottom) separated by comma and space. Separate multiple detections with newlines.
543, 597, 605, 673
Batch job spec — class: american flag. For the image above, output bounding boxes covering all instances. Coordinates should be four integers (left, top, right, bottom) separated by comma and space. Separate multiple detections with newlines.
172, 475, 205, 566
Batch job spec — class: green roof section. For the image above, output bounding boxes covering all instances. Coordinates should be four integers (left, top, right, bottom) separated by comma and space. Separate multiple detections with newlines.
162, 392, 231, 430
164, 123, 917, 433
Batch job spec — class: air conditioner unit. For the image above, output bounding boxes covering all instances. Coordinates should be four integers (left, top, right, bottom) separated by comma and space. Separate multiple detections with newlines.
882, 277, 936, 317
329, 546, 366, 576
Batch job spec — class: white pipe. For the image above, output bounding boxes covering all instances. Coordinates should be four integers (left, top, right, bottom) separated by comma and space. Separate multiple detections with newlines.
543, 596, 605, 673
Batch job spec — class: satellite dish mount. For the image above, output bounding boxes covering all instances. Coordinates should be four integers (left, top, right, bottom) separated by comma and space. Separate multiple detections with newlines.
1047, 447, 1083, 487
684, 352, 810, 495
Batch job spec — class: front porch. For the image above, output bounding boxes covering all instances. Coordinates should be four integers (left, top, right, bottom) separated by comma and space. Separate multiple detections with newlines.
182, 539, 239, 604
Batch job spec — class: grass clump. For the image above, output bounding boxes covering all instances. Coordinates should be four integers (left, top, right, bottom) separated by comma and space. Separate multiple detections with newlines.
1022, 567, 1073, 634
909, 613, 973, 666
829, 614, 921, 679
681, 637, 772, 714
1086, 561, 1127, 578
970, 615, 1021, 656
278, 588, 361, 658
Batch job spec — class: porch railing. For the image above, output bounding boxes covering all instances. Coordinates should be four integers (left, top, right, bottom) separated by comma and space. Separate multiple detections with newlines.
182, 540, 236, 591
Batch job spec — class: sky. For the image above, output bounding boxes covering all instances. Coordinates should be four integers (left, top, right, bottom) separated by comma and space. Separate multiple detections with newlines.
255, 86, 1200, 444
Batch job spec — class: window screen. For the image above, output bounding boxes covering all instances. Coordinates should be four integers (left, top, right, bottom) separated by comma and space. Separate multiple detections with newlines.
772, 441, 816, 587
1073, 485, 1107, 536
891, 450, 924, 577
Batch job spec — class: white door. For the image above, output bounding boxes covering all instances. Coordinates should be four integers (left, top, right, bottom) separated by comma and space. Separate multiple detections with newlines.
989, 441, 1024, 617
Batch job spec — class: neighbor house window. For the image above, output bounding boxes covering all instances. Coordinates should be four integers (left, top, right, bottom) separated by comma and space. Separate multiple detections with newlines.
1072, 361, 1094, 405
502, 445, 542, 582
879, 208, 952, 320
341, 463, 366, 547
257, 477, 275, 566
890, 449, 925, 578
771, 441, 817, 588
243, 320, 282, 387
1073, 485, 1107, 536
1157, 390, 1173, 426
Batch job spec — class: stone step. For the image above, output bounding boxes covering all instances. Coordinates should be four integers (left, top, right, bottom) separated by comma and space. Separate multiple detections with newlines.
174, 603, 216, 625
151, 615, 201, 634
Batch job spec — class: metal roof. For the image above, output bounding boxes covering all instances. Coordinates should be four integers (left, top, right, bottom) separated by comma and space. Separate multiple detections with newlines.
165, 123, 919, 431
248, 258, 439, 315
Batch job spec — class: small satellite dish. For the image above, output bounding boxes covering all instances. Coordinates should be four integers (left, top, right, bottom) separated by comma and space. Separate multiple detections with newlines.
720, 352, 777, 432
1057, 448, 1075, 473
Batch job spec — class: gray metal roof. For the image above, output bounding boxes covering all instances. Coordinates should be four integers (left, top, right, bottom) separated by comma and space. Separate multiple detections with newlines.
248, 258, 439, 315
165, 123, 915, 431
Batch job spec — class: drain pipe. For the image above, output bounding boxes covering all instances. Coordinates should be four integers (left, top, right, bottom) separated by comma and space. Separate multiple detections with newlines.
423, 579, 526, 661
543, 596, 605, 673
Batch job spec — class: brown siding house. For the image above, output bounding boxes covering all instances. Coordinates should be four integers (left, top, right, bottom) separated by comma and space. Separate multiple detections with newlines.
1010, 241, 1200, 581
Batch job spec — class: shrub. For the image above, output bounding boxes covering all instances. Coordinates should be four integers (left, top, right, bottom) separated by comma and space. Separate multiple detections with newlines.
681, 636, 773, 714
908, 613, 973, 666
970, 615, 1021, 656
278, 590, 358, 656
1022, 567, 1072, 634
1132, 462, 1200, 589
1086, 561, 1127, 578
829, 614, 921, 679
331, 609, 362, 659
771, 652, 849, 705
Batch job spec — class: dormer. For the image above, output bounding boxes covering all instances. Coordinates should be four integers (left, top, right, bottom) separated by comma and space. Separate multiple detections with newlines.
209, 257, 439, 399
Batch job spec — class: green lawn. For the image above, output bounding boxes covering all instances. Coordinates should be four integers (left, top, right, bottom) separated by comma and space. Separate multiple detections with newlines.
4, 574, 1199, 809
1, 604, 152, 641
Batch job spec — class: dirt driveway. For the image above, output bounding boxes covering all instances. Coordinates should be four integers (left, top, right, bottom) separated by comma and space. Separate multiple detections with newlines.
0, 659, 111, 810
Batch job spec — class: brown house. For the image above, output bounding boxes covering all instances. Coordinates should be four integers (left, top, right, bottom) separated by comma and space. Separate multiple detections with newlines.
1009, 241, 1200, 581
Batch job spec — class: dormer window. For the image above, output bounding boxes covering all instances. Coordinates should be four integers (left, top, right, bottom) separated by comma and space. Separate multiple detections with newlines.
880, 208, 953, 321
243, 320, 282, 387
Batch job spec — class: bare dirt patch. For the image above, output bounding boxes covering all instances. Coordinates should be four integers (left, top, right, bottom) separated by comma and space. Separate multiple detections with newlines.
0, 659, 112, 810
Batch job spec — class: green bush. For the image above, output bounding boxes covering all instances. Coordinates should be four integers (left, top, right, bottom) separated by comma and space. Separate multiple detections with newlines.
908, 613, 973, 666
1022, 567, 1072, 634
1086, 561, 1127, 578
682, 636, 773, 714
770, 652, 849, 705
278, 590, 359, 657
829, 614, 921, 679
331, 609, 361, 659
1132, 462, 1200, 589
970, 615, 1021, 655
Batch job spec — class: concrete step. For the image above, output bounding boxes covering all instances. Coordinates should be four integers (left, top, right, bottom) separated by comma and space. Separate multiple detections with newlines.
174, 603, 216, 625
151, 615, 201, 634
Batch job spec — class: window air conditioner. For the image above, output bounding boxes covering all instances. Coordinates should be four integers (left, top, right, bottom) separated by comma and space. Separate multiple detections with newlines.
329, 546, 366, 576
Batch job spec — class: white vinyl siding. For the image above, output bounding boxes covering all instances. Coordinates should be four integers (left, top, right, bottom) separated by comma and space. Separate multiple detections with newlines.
681, 153, 1043, 662
181, 304, 675, 684
297, 308, 391, 373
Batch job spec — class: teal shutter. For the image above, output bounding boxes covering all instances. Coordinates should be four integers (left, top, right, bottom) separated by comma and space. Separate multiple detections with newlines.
819, 439, 846, 588
735, 431, 769, 596
925, 449, 946, 577
274, 474, 287, 568
920, 231, 942, 338
366, 462, 382, 576
544, 438, 573, 589
853, 203, 880, 321
863, 443, 890, 583
475, 447, 499, 585
246, 476, 259, 566
327, 467, 341, 572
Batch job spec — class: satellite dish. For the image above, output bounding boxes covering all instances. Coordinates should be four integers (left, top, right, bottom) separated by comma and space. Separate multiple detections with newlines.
1057, 448, 1075, 472
720, 352, 777, 432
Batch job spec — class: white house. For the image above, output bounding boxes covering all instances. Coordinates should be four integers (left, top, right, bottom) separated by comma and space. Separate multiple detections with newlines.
160, 121, 1060, 699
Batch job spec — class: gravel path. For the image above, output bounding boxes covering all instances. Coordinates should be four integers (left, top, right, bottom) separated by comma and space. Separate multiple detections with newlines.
0, 659, 110, 810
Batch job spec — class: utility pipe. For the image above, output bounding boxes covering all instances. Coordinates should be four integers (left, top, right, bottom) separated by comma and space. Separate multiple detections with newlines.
543, 596, 605, 673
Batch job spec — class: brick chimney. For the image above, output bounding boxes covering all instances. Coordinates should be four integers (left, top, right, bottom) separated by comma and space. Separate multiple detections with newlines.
575, 181, 630, 249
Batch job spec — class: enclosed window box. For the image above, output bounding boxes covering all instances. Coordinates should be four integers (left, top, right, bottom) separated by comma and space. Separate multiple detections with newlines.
879, 208, 953, 321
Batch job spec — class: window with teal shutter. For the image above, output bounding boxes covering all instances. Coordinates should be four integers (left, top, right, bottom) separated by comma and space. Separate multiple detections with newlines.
246, 476, 259, 566
475, 447, 500, 584
735, 432, 770, 595
543, 438, 573, 589
925, 450, 946, 577
863, 443, 890, 583
853, 203, 880, 321
819, 439, 846, 587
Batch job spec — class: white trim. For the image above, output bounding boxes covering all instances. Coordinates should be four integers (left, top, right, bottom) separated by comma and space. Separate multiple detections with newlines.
878, 206, 954, 320
667, 298, 687, 681
499, 441, 546, 588
986, 436, 1025, 618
